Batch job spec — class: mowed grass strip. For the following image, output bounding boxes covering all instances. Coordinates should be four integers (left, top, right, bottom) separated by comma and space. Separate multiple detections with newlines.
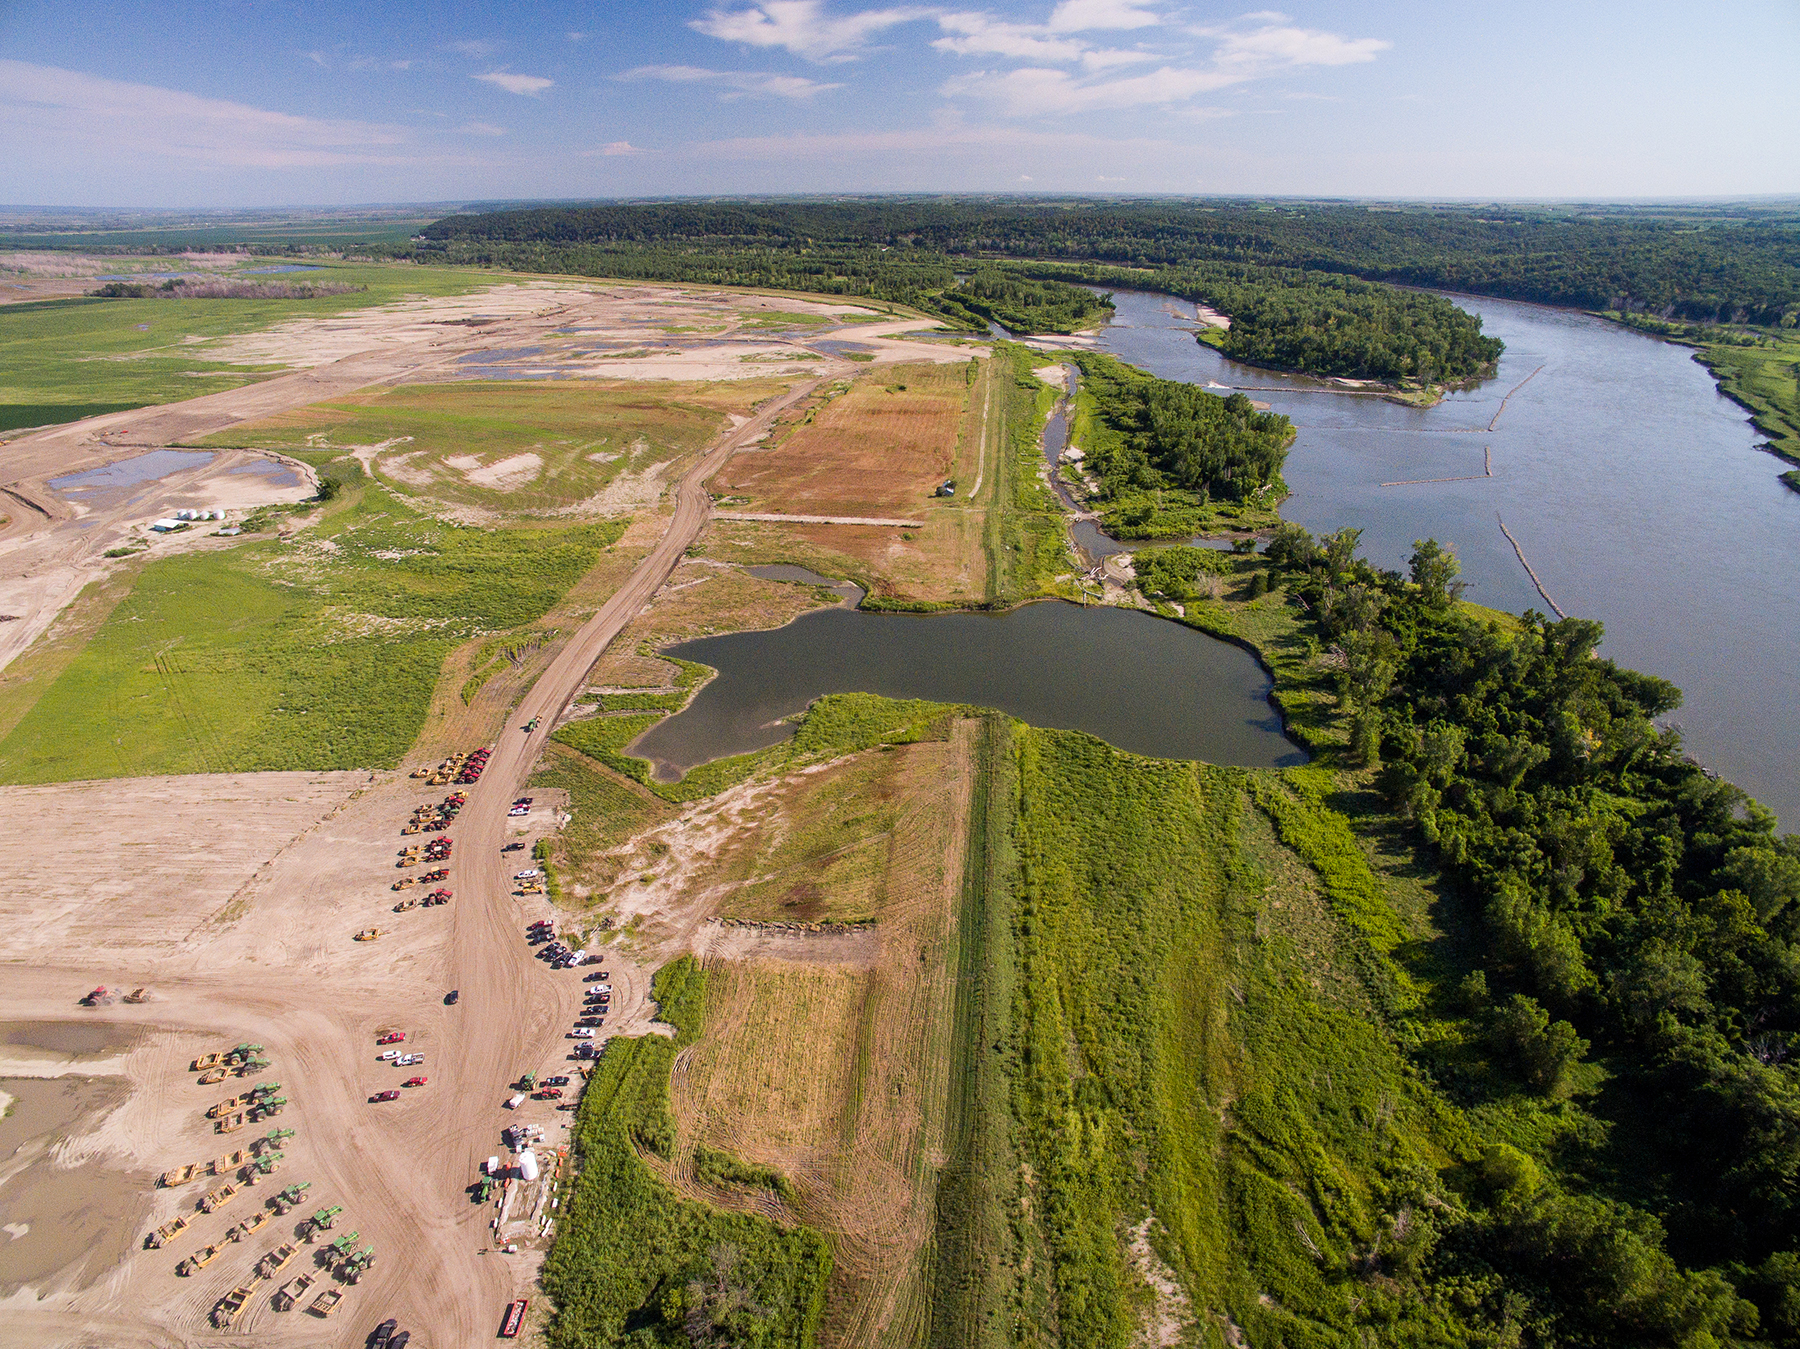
0, 476, 622, 782
199, 378, 788, 515
0, 262, 508, 412
713, 361, 967, 519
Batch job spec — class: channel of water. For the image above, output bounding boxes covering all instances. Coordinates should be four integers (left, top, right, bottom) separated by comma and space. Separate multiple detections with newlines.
1090, 288, 1800, 825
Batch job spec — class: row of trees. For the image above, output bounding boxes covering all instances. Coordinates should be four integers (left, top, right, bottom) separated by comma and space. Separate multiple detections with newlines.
1264, 522, 1800, 1344
417, 199, 1800, 326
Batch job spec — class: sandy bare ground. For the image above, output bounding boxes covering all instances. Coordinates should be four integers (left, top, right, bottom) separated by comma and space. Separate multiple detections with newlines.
0, 357, 822, 1348
0, 282, 964, 680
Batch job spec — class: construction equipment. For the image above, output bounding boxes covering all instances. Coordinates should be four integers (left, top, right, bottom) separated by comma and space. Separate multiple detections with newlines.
342, 1245, 375, 1282
326, 1231, 361, 1259
274, 1271, 316, 1310
474, 1175, 496, 1203
196, 1066, 228, 1085
225, 1208, 270, 1241
216, 1112, 246, 1135
211, 1149, 250, 1175
206, 1095, 244, 1119
124, 987, 151, 1003
199, 1181, 240, 1213
518, 1071, 537, 1090
517, 881, 545, 895
159, 1163, 198, 1188
354, 929, 382, 941
257, 1127, 295, 1151
234, 1057, 271, 1078
257, 1241, 299, 1279
79, 985, 113, 1007
272, 1182, 311, 1214
248, 1150, 284, 1177
391, 876, 418, 891
226, 1042, 263, 1064
306, 1204, 343, 1236
250, 1096, 287, 1120
393, 897, 417, 913
211, 1283, 255, 1327
147, 1213, 191, 1248
308, 1287, 344, 1317
192, 1052, 224, 1072
177, 1243, 222, 1276
250, 1081, 282, 1098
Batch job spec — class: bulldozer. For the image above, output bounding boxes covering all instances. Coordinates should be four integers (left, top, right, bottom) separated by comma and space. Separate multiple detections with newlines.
177, 1243, 222, 1276
147, 1213, 191, 1249
159, 1162, 198, 1188
274, 1271, 316, 1311
216, 1112, 246, 1135
353, 928, 382, 941
199, 1181, 240, 1213
272, 1182, 311, 1214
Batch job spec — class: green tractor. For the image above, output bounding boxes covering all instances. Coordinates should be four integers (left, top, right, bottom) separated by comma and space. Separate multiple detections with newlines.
251, 1096, 287, 1119
518, 1071, 537, 1091
342, 1246, 376, 1283
475, 1176, 496, 1203
326, 1231, 361, 1259
273, 1182, 311, 1214
307, 1205, 343, 1236
256, 1127, 295, 1153
226, 1043, 264, 1064
250, 1150, 284, 1175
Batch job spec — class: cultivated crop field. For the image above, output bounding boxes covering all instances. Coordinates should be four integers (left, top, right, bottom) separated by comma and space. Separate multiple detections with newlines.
198, 377, 788, 517
0, 468, 624, 782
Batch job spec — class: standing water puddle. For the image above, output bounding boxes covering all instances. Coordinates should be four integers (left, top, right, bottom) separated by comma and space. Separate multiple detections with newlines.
629, 600, 1304, 779
48, 449, 213, 498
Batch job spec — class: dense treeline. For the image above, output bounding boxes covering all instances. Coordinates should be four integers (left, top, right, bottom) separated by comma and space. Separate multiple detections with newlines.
416, 198, 1800, 326
1073, 350, 1293, 504
1264, 522, 1800, 1345
405, 211, 1502, 382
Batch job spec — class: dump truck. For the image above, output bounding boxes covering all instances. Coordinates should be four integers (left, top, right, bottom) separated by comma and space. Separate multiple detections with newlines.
177, 1243, 222, 1276
147, 1213, 191, 1248
309, 1286, 345, 1317
160, 1163, 198, 1188
274, 1271, 316, 1310
216, 1112, 246, 1134
211, 1284, 254, 1327
258, 1241, 299, 1279
200, 1181, 240, 1213
193, 1052, 224, 1072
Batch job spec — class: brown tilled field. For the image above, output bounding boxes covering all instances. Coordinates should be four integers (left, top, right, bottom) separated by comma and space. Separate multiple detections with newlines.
713, 362, 968, 519
655, 727, 976, 1349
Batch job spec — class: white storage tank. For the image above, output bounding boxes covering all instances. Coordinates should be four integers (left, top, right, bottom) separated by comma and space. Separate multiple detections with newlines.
518, 1149, 540, 1182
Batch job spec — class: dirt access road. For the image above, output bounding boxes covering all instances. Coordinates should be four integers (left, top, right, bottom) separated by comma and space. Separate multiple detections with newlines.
0, 378, 820, 1347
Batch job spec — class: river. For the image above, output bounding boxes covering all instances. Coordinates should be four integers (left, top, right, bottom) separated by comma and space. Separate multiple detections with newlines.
1091, 289, 1800, 826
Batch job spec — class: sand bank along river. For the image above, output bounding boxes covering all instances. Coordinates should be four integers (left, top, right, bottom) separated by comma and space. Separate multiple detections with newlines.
1092, 289, 1800, 827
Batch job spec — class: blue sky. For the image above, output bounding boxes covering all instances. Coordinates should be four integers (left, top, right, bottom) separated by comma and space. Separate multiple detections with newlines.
2, 0, 1796, 207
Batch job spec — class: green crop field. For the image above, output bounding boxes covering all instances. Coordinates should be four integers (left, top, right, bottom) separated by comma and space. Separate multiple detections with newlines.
0, 262, 527, 425
198, 377, 784, 515
0, 467, 623, 782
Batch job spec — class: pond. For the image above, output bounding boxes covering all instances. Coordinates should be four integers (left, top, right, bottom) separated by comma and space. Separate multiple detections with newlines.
1091, 289, 1800, 826
628, 600, 1305, 779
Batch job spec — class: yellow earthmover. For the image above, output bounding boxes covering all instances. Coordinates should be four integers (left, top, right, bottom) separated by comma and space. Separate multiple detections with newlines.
353, 928, 382, 942
206, 1095, 244, 1120
192, 1052, 224, 1072
147, 1213, 191, 1248
159, 1163, 198, 1188
177, 1243, 222, 1276
199, 1181, 240, 1213
216, 1112, 246, 1134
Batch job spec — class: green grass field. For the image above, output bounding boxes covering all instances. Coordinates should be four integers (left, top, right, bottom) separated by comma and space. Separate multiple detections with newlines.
1697, 334, 1800, 482
197, 377, 784, 515
0, 469, 623, 782
0, 262, 521, 424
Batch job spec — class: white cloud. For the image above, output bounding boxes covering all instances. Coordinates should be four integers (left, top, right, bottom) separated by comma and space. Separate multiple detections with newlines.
458, 121, 507, 136
0, 59, 411, 168
621, 64, 843, 99
303, 50, 329, 68
933, 15, 1091, 63
567, 31, 587, 42
580, 141, 646, 157
1047, 0, 1160, 31
390, 59, 415, 71
691, 1, 936, 62
474, 70, 554, 96
1205, 20, 1389, 69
